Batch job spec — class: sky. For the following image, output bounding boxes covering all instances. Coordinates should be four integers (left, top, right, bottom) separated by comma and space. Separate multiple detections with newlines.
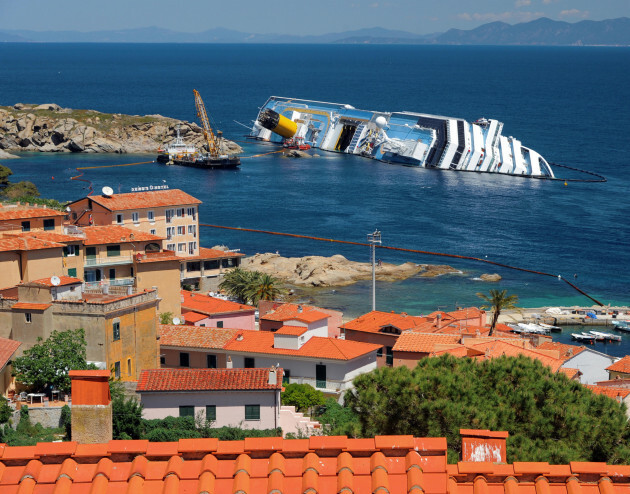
0, 0, 628, 36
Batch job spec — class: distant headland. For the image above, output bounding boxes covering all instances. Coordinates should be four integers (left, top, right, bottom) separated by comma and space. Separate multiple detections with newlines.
1, 17, 629, 46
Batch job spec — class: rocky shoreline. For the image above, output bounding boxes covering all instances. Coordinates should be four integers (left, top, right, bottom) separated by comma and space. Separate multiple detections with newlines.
241, 252, 462, 287
0, 103, 242, 156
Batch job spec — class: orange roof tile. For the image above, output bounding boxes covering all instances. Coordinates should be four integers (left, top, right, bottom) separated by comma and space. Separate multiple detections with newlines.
275, 325, 308, 336
224, 331, 380, 361
467, 340, 566, 373
0, 236, 65, 252
393, 333, 461, 353
596, 378, 630, 387
262, 303, 330, 324
586, 385, 630, 399
181, 290, 255, 315
193, 246, 245, 260
537, 341, 586, 360
0, 337, 21, 371
1, 434, 629, 493
27, 276, 82, 287
558, 367, 582, 380
183, 311, 209, 323
136, 368, 283, 392
11, 302, 52, 310
159, 325, 239, 350
446, 307, 484, 320
82, 225, 164, 245
607, 356, 630, 374
0, 205, 66, 221
73, 189, 202, 211
341, 310, 426, 334
2, 230, 81, 243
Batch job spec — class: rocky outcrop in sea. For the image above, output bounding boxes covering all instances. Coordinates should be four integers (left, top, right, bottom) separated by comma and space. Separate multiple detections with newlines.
0, 103, 242, 155
241, 252, 460, 287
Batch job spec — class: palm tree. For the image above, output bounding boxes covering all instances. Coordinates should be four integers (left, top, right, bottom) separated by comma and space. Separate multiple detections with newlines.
219, 268, 257, 303
246, 273, 287, 305
476, 289, 519, 336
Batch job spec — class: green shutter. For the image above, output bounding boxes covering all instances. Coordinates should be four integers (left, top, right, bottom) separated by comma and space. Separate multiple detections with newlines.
68, 268, 77, 278
179, 406, 194, 417
206, 405, 216, 421
245, 405, 260, 420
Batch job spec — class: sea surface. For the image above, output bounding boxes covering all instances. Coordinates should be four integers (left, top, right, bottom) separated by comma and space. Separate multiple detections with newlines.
0, 43, 629, 322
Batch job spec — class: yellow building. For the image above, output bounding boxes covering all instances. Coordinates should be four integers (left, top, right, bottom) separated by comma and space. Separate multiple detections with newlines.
0, 278, 159, 381
0, 202, 66, 234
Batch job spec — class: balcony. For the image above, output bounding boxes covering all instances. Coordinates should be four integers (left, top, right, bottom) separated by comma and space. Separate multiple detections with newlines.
109, 277, 135, 287
84, 256, 133, 267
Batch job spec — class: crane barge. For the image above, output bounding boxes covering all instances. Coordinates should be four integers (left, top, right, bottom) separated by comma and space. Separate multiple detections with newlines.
162, 90, 240, 169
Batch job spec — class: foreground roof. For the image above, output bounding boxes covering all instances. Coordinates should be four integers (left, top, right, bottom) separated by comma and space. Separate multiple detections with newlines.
0, 205, 66, 221
136, 368, 283, 392
82, 225, 164, 245
262, 303, 330, 324
392, 333, 461, 353
537, 341, 586, 360
0, 337, 21, 371
26, 276, 82, 287
0, 436, 629, 494
72, 189, 202, 211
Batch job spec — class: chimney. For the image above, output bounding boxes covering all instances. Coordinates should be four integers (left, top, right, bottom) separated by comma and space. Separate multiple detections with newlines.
268, 365, 277, 385
69, 370, 112, 444
226, 356, 233, 369
460, 429, 509, 463
297, 305, 303, 313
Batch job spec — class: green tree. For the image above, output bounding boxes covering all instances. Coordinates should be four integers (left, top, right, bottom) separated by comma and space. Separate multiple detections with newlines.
0, 164, 13, 186
0, 396, 12, 424
345, 354, 630, 464
315, 398, 361, 437
159, 312, 173, 324
476, 288, 519, 335
12, 328, 93, 394
281, 383, 325, 413
245, 273, 287, 305
219, 268, 258, 303
3, 180, 39, 199
112, 396, 143, 439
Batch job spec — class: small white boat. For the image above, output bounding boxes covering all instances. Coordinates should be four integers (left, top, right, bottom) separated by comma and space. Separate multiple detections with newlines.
589, 331, 622, 342
571, 333, 596, 343
612, 320, 630, 332
538, 322, 562, 332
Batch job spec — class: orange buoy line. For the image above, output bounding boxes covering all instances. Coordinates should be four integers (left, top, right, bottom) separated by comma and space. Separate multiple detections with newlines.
75, 160, 155, 170
240, 149, 285, 159
199, 223, 605, 306
69, 170, 94, 196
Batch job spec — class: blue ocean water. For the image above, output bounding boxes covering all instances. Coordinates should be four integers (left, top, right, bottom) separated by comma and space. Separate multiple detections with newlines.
0, 43, 629, 319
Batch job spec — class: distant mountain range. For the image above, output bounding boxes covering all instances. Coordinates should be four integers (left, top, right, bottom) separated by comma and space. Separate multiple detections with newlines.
1, 17, 629, 46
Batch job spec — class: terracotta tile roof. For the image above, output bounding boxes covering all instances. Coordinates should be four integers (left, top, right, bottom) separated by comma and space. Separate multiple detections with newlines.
537, 341, 586, 360
446, 307, 484, 320
26, 276, 82, 287
0, 286, 18, 299
183, 311, 208, 323
136, 250, 181, 263
596, 378, 630, 387
262, 303, 330, 324
607, 356, 630, 375
159, 325, 239, 350
586, 384, 630, 399
2, 230, 81, 243
275, 325, 308, 336
76, 189, 202, 211
467, 340, 566, 373
341, 310, 425, 334
0, 337, 21, 371
136, 368, 283, 392
1, 435, 629, 493
223, 331, 379, 361
0, 205, 66, 221
393, 333, 461, 353
0, 236, 65, 252
558, 367, 582, 380
181, 290, 255, 315
82, 225, 164, 245
431, 346, 476, 357
11, 302, 52, 310
193, 247, 245, 260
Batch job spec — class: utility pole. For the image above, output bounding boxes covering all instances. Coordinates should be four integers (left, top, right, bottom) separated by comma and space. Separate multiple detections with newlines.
367, 230, 381, 311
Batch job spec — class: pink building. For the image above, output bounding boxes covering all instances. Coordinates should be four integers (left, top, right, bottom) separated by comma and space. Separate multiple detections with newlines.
136, 367, 283, 430
181, 290, 256, 330
259, 302, 340, 337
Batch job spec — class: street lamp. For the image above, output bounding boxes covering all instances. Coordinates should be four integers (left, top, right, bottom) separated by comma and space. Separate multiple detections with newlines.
367, 230, 381, 311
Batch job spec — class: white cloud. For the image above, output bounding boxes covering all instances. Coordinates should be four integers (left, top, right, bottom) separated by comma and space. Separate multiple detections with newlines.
515, 0, 531, 7
559, 9, 590, 19
457, 11, 544, 23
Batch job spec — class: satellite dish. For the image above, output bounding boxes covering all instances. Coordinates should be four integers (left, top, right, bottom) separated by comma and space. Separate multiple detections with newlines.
102, 186, 114, 196
50, 276, 61, 286
173, 317, 181, 325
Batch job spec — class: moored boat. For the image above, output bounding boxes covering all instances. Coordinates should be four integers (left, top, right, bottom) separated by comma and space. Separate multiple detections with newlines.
157, 124, 198, 163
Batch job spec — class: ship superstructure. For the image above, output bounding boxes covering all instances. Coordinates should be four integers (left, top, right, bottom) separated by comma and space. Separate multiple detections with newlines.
251, 97, 555, 178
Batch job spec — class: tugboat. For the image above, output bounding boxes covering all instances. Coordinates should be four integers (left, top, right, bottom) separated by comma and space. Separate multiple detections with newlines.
157, 124, 198, 163
160, 90, 240, 170
283, 136, 311, 151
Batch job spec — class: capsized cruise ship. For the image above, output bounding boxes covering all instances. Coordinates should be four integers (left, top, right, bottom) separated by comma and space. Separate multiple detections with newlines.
250, 97, 555, 178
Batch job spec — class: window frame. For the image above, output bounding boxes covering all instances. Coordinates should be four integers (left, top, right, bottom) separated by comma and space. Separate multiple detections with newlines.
179, 406, 194, 418
147, 210, 155, 222
131, 212, 139, 224
177, 225, 185, 235
206, 405, 216, 421
114, 361, 121, 379
244, 357, 255, 369
207, 354, 217, 369
106, 245, 121, 257
25, 313, 32, 323
116, 214, 124, 224
179, 352, 190, 368
21, 221, 31, 232
113, 321, 120, 341
165, 209, 175, 223
245, 404, 260, 421
43, 218, 55, 231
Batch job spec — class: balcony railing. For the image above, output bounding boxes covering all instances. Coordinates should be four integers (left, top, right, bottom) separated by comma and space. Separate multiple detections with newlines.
288, 376, 346, 394
84, 256, 133, 267
109, 277, 135, 287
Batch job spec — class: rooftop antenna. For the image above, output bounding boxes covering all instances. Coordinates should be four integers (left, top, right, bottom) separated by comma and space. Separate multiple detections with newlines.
50, 275, 61, 286
102, 186, 114, 197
